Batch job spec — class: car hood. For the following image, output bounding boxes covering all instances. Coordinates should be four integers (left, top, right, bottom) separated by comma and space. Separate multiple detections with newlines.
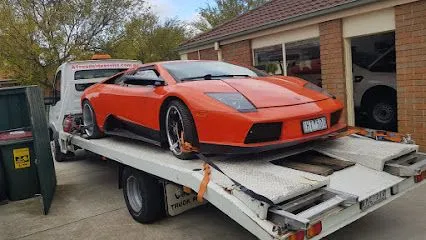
222, 77, 329, 108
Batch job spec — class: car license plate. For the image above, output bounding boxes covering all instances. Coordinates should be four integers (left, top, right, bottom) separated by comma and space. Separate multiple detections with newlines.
302, 117, 327, 134
360, 190, 387, 211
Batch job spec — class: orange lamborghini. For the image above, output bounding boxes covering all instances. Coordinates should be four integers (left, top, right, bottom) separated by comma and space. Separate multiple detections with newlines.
81, 60, 346, 159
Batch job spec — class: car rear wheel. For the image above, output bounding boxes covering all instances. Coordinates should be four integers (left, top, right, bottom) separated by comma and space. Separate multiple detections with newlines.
82, 100, 103, 139
165, 101, 198, 160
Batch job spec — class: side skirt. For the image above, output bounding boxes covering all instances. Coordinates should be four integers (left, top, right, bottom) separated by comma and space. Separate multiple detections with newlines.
104, 115, 162, 147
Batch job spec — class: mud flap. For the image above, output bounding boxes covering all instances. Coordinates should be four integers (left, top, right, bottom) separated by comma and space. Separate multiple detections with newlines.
164, 183, 205, 216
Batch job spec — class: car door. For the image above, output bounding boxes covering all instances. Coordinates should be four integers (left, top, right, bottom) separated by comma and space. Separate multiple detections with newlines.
101, 66, 165, 133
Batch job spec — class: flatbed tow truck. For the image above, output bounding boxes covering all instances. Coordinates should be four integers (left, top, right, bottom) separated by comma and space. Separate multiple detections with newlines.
58, 129, 426, 240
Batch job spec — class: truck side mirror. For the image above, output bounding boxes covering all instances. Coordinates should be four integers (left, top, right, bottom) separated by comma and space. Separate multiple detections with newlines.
44, 97, 56, 105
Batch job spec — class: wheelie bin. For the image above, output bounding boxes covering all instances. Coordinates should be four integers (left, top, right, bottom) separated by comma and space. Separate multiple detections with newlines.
0, 130, 39, 200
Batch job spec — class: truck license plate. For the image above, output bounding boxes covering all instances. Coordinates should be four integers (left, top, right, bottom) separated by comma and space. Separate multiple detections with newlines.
360, 190, 387, 211
302, 117, 327, 134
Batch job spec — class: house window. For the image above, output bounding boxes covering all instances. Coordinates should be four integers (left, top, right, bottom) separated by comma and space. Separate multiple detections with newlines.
285, 38, 322, 86
253, 45, 284, 75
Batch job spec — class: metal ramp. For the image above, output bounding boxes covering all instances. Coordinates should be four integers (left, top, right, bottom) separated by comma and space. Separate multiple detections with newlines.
384, 152, 426, 177
269, 188, 357, 231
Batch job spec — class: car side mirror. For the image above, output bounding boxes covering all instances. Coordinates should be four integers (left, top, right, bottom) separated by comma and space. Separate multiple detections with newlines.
123, 75, 166, 86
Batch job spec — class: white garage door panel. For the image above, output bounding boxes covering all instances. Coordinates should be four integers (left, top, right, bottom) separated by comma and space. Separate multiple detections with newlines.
343, 8, 395, 38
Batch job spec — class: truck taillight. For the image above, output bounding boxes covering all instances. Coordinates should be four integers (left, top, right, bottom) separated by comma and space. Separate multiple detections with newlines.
288, 230, 304, 240
63, 115, 73, 133
414, 170, 426, 183
307, 221, 322, 238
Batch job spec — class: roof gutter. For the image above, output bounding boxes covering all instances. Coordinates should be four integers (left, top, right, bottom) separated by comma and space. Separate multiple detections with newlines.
178, 0, 380, 52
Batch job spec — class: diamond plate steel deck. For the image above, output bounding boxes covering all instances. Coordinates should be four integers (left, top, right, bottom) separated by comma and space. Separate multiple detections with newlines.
313, 136, 418, 171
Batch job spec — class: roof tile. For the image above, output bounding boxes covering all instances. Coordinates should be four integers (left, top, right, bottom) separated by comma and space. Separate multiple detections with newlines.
182, 0, 357, 48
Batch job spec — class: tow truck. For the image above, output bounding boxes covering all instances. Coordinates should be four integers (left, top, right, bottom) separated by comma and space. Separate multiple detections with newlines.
55, 118, 426, 240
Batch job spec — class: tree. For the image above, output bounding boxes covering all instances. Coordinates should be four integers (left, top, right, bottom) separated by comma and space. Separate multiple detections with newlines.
193, 0, 269, 32
104, 16, 190, 63
0, 0, 145, 86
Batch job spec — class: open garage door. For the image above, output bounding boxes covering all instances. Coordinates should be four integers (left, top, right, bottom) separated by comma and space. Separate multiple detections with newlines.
351, 32, 397, 131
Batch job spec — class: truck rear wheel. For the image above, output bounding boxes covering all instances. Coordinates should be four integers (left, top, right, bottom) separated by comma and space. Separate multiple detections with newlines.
122, 167, 165, 223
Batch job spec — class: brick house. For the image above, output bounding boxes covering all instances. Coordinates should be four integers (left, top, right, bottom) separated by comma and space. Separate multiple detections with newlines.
178, 0, 426, 150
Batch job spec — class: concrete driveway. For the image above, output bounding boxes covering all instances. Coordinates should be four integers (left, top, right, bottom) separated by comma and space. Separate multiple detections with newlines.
1, 156, 425, 240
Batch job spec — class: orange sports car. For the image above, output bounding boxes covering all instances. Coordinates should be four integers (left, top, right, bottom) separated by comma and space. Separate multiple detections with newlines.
81, 60, 346, 159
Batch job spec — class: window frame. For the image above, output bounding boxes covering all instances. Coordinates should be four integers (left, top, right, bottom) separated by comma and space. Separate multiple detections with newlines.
252, 44, 285, 75
53, 70, 62, 102
108, 65, 162, 87
284, 37, 321, 85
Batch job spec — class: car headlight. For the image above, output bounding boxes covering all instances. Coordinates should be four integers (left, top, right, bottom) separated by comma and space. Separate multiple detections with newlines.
304, 82, 335, 98
206, 93, 256, 112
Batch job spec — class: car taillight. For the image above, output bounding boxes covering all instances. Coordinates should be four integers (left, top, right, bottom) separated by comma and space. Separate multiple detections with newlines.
307, 221, 322, 238
63, 115, 73, 133
287, 230, 305, 240
414, 170, 426, 183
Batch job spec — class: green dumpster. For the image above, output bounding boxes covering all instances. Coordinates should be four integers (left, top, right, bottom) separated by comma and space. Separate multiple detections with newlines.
0, 152, 6, 202
0, 130, 39, 200
0, 86, 56, 214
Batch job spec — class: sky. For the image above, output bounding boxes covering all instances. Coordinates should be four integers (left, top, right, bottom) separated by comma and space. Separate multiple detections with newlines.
146, 0, 215, 23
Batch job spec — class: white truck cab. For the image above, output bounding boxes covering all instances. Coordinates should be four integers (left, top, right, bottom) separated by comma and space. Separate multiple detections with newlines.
47, 56, 141, 160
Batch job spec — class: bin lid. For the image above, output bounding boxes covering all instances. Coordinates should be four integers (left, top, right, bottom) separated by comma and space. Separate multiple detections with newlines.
0, 130, 33, 141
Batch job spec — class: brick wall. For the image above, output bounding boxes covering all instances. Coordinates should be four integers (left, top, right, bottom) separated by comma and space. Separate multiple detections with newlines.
222, 40, 253, 67
319, 19, 347, 123
199, 48, 218, 60
187, 51, 199, 60
395, 0, 426, 150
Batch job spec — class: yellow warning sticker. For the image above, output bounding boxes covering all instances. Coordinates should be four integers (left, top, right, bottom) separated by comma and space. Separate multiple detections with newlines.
13, 148, 30, 169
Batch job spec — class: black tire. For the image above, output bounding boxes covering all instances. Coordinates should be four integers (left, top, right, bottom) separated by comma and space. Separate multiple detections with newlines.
53, 136, 74, 162
122, 167, 165, 223
164, 100, 199, 160
82, 100, 103, 139
367, 98, 397, 131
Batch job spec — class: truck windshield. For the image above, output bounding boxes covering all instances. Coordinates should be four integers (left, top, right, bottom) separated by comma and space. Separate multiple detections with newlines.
74, 68, 128, 91
74, 69, 127, 80
162, 61, 267, 81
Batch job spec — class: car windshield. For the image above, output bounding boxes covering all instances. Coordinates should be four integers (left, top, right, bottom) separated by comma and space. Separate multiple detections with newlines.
162, 61, 267, 81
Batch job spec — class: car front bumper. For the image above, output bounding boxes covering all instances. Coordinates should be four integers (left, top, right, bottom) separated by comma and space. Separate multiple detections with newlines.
193, 98, 346, 154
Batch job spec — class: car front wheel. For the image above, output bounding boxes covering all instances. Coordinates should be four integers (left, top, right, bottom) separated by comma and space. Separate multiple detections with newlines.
165, 100, 198, 160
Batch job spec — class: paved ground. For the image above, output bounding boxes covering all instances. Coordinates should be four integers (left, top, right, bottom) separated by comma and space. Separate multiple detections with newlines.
1, 155, 425, 240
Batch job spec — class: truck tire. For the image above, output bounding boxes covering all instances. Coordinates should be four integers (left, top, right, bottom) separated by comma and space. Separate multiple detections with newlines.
122, 167, 165, 223
53, 137, 74, 162
367, 98, 397, 131
82, 100, 103, 139
164, 100, 198, 160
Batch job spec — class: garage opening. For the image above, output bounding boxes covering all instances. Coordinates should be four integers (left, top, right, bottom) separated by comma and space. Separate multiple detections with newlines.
351, 32, 397, 131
